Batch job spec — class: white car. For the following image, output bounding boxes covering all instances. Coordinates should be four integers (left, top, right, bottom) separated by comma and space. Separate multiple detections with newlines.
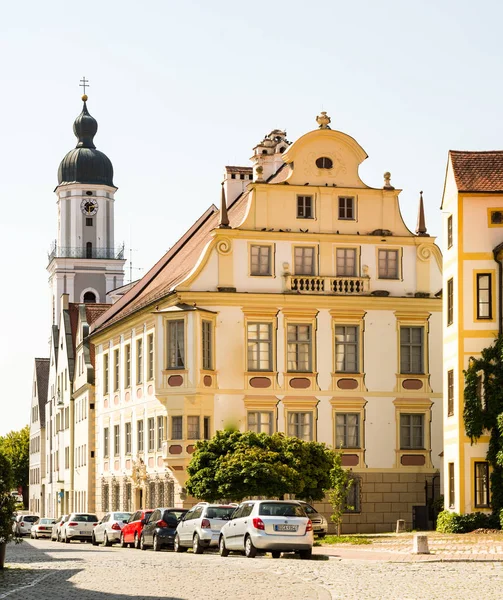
30, 518, 57, 539
297, 501, 328, 537
60, 513, 99, 543
218, 500, 313, 559
92, 512, 132, 546
51, 515, 69, 541
12, 515, 39, 537
174, 503, 236, 554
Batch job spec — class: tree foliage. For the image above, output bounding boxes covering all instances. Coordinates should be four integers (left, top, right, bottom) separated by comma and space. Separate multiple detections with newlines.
0, 452, 17, 544
327, 450, 354, 535
0, 426, 30, 507
186, 429, 335, 502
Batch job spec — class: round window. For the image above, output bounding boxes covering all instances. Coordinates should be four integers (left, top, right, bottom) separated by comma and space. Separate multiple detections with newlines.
316, 156, 333, 169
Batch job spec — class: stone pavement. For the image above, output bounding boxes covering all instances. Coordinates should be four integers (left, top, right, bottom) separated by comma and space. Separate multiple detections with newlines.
1, 537, 503, 600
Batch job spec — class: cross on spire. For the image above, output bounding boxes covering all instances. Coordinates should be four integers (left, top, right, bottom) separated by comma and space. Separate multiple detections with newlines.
79, 77, 89, 96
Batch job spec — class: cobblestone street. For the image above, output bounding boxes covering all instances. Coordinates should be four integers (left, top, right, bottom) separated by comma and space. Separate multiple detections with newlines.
1, 538, 503, 600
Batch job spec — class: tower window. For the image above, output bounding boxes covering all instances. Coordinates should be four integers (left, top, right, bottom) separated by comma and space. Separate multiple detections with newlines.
240, 173, 245, 180
86, 242, 93, 258
86, 218, 93, 226
231, 174, 236, 179
83, 291, 96, 303
316, 156, 333, 169
86, 191, 93, 196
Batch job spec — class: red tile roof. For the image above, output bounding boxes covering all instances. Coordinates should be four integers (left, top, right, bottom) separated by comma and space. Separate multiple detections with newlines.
450, 151, 503, 193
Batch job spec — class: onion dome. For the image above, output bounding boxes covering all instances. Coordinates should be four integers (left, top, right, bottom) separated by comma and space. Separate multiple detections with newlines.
57, 96, 115, 187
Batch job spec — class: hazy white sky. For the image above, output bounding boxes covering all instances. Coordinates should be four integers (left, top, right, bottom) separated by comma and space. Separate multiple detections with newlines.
1, 0, 502, 435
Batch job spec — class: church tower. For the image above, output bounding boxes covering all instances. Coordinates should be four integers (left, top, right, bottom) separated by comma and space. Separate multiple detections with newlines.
48, 92, 125, 325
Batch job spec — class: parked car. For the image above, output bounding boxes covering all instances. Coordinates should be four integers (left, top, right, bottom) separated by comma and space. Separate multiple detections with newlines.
174, 503, 236, 554
218, 500, 313, 559
12, 514, 39, 537
51, 515, 69, 541
30, 518, 57, 539
140, 507, 187, 551
92, 512, 132, 546
120, 509, 154, 549
297, 501, 328, 537
60, 513, 99, 543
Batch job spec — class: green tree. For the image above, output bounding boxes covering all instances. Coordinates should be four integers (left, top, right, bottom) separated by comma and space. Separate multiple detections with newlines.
327, 449, 354, 535
0, 451, 17, 552
0, 426, 30, 508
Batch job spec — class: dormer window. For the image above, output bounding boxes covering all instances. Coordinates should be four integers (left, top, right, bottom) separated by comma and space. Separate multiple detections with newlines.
316, 156, 333, 169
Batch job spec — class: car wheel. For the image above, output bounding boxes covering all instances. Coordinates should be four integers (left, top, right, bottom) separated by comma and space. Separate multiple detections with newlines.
219, 536, 229, 557
104, 532, 112, 547
120, 533, 127, 549
153, 535, 161, 552
134, 532, 141, 550
271, 551, 281, 559
244, 535, 257, 559
299, 549, 312, 560
193, 533, 204, 555
92, 533, 98, 547
64, 534, 70, 544
140, 534, 147, 551
174, 534, 187, 553
317, 533, 326, 539
57, 532, 61, 543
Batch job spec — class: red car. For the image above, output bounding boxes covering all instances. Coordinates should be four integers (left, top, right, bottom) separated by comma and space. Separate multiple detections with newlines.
120, 509, 154, 549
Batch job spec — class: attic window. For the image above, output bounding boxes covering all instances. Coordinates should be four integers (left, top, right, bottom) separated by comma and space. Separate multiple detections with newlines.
240, 174, 245, 180
231, 174, 236, 179
83, 291, 96, 303
86, 191, 93, 196
278, 147, 285, 153
316, 156, 333, 169
262, 150, 268, 155
490, 210, 503, 225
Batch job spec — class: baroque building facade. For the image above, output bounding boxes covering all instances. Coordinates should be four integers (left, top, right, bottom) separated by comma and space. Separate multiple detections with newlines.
90, 113, 443, 532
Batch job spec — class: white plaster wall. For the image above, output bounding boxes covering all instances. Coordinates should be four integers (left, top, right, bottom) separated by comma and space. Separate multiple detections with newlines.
364, 310, 398, 391
365, 397, 396, 468
215, 306, 245, 389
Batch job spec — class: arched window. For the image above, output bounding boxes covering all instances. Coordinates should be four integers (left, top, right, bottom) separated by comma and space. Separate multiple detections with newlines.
316, 156, 333, 169
83, 291, 96, 304
86, 242, 93, 258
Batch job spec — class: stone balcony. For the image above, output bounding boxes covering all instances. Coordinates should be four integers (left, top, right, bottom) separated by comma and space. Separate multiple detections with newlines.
286, 275, 370, 295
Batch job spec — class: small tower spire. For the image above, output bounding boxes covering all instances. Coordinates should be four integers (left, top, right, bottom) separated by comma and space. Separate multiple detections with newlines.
218, 184, 230, 228
416, 191, 429, 236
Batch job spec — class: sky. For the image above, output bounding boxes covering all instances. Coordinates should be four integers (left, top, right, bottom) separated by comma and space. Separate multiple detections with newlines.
1, 0, 503, 435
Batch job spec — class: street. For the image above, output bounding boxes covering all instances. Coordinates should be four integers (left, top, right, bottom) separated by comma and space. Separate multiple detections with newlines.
1, 538, 503, 600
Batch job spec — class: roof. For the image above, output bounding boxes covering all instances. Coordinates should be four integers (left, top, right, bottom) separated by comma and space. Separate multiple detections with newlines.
225, 165, 253, 173
450, 150, 503, 193
35, 358, 50, 427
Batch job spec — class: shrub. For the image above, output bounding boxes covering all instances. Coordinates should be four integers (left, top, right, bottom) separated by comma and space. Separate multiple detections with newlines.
437, 509, 500, 533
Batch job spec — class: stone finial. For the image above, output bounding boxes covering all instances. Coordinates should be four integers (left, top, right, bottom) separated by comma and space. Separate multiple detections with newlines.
416, 191, 429, 237
383, 171, 395, 190
218, 184, 230, 229
316, 111, 331, 129
255, 164, 264, 182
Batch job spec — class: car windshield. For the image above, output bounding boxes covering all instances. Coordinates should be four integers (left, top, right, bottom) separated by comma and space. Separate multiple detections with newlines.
23, 516, 39, 522
258, 503, 306, 517
40, 519, 56, 524
301, 504, 316, 515
73, 514, 99, 522
165, 510, 186, 521
113, 513, 131, 521
205, 507, 236, 520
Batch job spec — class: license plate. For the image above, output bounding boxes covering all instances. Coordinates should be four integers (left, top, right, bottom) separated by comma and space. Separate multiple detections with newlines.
274, 524, 298, 532
80, 531, 86, 535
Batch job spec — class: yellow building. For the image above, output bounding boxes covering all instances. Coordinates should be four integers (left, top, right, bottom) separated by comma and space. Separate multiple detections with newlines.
91, 113, 443, 532
441, 151, 503, 514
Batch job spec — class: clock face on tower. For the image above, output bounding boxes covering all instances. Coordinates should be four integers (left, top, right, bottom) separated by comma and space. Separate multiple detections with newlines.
81, 198, 99, 216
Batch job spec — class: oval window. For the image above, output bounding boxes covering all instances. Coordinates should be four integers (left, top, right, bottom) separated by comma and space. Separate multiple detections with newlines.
316, 156, 333, 169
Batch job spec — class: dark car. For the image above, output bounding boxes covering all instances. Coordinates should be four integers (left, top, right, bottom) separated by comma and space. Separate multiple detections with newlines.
121, 509, 154, 549
140, 507, 188, 551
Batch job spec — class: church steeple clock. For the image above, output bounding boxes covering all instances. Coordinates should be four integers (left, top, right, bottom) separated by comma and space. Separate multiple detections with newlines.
48, 89, 125, 325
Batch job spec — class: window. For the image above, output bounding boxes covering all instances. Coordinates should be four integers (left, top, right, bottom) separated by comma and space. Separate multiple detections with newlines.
336, 248, 357, 277
203, 416, 211, 440
247, 323, 273, 371
316, 156, 333, 169
338, 197, 355, 220
447, 215, 453, 248
400, 327, 424, 374
124, 344, 131, 388
147, 334, 154, 380
148, 417, 155, 452
157, 416, 164, 450
202, 321, 213, 370
287, 412, 312, 441
491, 210, 503, 224
474, 462, 490, 508
167, 320, 185, 369
114, 350, 120, 391
83, 291, 96, 303
345, 476, 361, 513
477, 274, 492, 319
187, 416, 200, 440
447, 278, 454, 326
103, 353, 109, 395
378, 249, 399, 279
335, 326, 359, 372
114, 425, 120, 456
137, 420, 144, 453
248, 411, 273, 434
250, 245, 272, 276
65, 446, 69, 469
171, 416, 183, 440
448, 462, 455, 508
287, 324, 312, 372
294, 247, 315, 275
136, 339, 143, 384
400, 414, 424, 449
86, 241, 93, 258
447, 370, 454, 417
297, 195, 313, 219
125, 422, 131, 454
86, 217, 93, 226
103, 427, 109, 458
336, 413, 360, 448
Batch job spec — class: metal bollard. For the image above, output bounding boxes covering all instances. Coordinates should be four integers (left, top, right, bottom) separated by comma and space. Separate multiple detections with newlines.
412, 534, 430, 554
396, 519, 406, 533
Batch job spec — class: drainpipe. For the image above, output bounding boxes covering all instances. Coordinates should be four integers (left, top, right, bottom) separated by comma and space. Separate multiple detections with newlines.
493, 245, 503, 335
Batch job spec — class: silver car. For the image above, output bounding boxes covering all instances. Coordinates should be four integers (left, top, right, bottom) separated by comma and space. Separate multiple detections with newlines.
174, 503, 236, 554
60, 513, 99, 543
219, 500, 313, 559
297, 501, 328, 537
92, 512, 132, 546
30, 518, 57, 539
